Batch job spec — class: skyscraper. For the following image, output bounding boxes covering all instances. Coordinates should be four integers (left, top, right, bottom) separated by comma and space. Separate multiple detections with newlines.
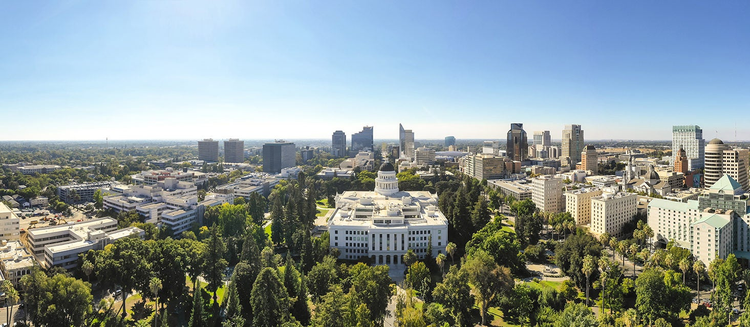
198, 139, 219, 162
399, 124, 415, 159
581, 145, 598, 175
223, 139, 245, 163
331, 130, 347, 157
562, 125, 584, 166
263, 141, 296, 173
674, 146, 689, 175
445, 136, 456, 147
672, 125, 705, 170
506, 123, 528, 161
704, 138, 749, 191
533, 131, 551, 147
351, 126, 374, 153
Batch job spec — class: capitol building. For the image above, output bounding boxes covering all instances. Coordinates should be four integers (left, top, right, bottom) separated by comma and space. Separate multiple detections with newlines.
328, 161, 449, 265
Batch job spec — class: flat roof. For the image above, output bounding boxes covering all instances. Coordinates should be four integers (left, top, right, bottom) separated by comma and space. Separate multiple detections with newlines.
28, 217, 117, 237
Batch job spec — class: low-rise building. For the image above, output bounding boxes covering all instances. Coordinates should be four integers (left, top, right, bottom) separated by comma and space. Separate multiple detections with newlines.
27, 218, 145, 270
0, 240, 35, 287
57, 182, 114, 204
487, 180, 532, 201
15, 165, 62, 175
317, 168, 356, 180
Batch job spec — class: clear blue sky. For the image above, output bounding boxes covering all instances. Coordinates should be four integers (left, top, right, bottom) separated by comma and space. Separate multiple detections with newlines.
1, 1, 748, 141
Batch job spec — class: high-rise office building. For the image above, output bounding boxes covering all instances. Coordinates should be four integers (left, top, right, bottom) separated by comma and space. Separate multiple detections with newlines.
506, 123, 528, 161
674, 146, 689, 175
672, 125, 705, 170
399, 124, 415, 159
445, 136, 456, 147
351, 126, 374, 153
263, 141, 296, 174
533, 131, 551, 147
198, 139, 219, 162
562, 125, 584, 167
331, 130, 347, 157
704, 138, 749, 191
581, 145, 598, 175
223, 139, 244, 163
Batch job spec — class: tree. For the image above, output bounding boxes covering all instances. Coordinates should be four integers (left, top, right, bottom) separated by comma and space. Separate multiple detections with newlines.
499, 284, 536, 326
634, 268, 690, 325
446, 242, 457, 264
203, 223, 228, 305
251, 268, 291, 327
403, 249, 417, 268
20, 270, 93, 327
150, 277, 162, 327
462, 250, 513, 326
406, 262, 431, 295
82, 259, 94, 282
312, 285, 348, 327
582, 254, 596, 307
679, 257, 691, 285
555, 303, 597, 327
555, 232, 602, 289
189, 285, 205, 327
93, 189, 103, 209
95, 237, 151, 320
694, 260, 706, 302
270, 195, 285, 244
1, 281, 18, 327
436, 253, 447, 277
470, 198, 491, 232
347, 264, 393, 324
432, 265, 473, 327
307, 256, 339, 301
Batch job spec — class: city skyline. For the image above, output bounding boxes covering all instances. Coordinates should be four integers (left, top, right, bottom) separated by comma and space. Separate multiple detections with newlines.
2, 1, 749, 141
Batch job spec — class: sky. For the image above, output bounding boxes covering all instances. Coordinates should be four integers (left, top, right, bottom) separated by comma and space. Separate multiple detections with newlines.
1, 1, 749, 141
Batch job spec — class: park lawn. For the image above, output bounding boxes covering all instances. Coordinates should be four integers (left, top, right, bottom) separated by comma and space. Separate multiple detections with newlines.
501, 225, 515, 234
265, 224, 272, 238
186, 277, 227, 305
532, 280, 563, 291
316, 198, 329, 207
316, 208, 331, 217
488, 306, 520, 327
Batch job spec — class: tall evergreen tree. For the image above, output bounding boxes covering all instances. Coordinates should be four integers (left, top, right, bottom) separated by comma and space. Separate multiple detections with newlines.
270, 195, 285, 244
470, 198, 491, 232
203, 224, 228, 305
189, 286, 204, 327
251, 268, 291, 327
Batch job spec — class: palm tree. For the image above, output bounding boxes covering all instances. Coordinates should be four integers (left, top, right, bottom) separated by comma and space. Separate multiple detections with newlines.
694, 260, 705, 302
598, 257, 610, 314
582, 255, 596, 307
665, 253, 675, 271
643, 225, 654, 251
609, 239, 618, 261
150, 277, 162, 327
679, 258, 691, 285
82, 260, 94, 282
618, 241, 628, 267
628, 243, 639, 278
436, 253, 446, 277
708, 259, 722, 299
2, 281, 18, 326
446, 242, 456, 265
599, 232, 611, 253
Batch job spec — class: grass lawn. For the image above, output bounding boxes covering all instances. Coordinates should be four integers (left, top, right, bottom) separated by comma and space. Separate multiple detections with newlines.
265, 223, 272, 238
316, 198, 330, 207
186, 277, 227, 305
488, 306, 520, 326
316, 208, 331, 217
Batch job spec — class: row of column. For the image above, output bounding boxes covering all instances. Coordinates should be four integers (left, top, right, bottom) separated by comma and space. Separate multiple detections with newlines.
371, 232, 405, 252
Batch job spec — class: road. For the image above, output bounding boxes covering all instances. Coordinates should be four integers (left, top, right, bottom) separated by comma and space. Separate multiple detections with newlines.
0, 304, 23, 326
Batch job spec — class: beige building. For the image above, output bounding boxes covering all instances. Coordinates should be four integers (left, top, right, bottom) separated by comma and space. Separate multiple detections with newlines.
414, 147, 436, 166
531, 176, 564, 213
580, 145, 598, 174
0, 240, 35, 287
487, 180, 532, 201
223, 139, 245, 163
705, 138, 749, 191
0, 203, 20, 241
691, 213, 733, 266
564, 188, 603, 225
562, 125, 584, 167
590, 192, 637, 238
461, 154, 507, 180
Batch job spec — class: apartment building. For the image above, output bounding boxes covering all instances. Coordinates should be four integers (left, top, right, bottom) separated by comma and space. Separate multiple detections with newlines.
564, 188, 603, 225
531, 176, 563, 213
590, 192, 637, 238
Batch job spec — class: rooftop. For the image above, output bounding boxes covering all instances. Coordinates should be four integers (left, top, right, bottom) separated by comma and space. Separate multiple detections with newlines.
692, 213, 731, 229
